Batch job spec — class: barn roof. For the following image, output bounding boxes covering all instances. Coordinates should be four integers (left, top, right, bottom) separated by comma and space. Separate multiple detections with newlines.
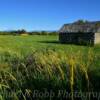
59, 20, 100, 33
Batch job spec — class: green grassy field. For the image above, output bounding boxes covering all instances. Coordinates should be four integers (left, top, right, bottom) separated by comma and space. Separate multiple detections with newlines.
0, 35, 100, 100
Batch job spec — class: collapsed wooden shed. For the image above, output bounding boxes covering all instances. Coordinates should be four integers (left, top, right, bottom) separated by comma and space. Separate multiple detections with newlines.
59, 20, 100, 45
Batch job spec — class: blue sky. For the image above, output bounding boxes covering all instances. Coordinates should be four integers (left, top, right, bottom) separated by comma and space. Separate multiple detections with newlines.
0, 0, 100, 31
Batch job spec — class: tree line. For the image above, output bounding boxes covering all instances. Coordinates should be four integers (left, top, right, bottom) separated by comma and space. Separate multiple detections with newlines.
0, 29, 58, 35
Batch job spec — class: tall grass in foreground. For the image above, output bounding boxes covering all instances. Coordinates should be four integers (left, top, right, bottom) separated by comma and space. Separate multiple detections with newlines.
0, 47, 100, 100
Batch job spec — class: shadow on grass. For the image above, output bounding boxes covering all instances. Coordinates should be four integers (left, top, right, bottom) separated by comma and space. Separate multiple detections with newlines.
38, 40, 60, 44
38, 40, 93, 47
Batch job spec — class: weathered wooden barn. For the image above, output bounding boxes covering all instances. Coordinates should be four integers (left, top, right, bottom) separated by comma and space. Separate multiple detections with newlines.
59, 20, 100, 45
